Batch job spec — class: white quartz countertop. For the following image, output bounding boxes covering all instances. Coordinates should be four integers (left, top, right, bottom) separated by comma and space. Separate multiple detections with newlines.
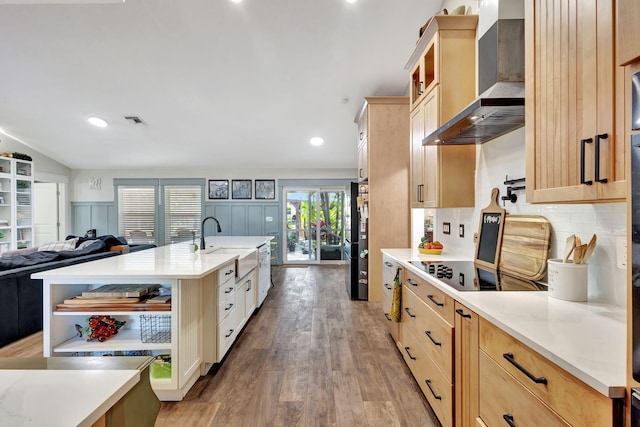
0, 369, 140, 427
33, 236, 272, 281
381, 248, 626, 398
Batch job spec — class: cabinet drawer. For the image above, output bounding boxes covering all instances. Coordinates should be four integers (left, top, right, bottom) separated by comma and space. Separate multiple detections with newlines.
402, 285, 453, 381
402, 326, 453, 427
217, 281, 236, 303
479, 319, 613, 426
479, 351, 569, 427
217, 261, 236, 285
217, 291, 236, 323
404, 268, 454, 325
382, 292, 400, 343
217, 307, 239, 360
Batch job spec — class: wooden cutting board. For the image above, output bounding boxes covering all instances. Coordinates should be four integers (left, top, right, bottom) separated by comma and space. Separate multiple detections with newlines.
498, 215, 552, 281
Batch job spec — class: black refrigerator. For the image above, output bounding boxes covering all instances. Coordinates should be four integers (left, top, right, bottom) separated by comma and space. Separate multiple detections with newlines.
345, 182, 368, 300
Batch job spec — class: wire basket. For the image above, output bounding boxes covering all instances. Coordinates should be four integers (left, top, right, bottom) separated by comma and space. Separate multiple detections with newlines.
140, 314, 171, 343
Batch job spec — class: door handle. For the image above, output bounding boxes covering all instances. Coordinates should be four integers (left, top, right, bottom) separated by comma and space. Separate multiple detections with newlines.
595, 133, 608, 184
580, 138, 593, 185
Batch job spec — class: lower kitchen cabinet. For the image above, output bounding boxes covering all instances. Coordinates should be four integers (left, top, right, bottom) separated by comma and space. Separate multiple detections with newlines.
454, 302, 479, 427
479, 318, 616, 426
381, 254, 401, 343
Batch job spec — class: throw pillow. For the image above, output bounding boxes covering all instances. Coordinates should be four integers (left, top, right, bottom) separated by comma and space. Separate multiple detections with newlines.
75, 239, 98, 250
38, 237, 79, 252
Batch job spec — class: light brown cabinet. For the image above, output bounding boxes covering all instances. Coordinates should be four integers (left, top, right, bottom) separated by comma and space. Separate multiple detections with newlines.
479, 319, 615, 426
454, 302, 479, 427
355, 97, 410, 302
407, 16, 477, 208
617, 0, 640, 65
525, 0, 626, 203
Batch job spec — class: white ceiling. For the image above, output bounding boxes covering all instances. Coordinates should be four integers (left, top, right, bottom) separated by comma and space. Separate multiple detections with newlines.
0, 0, 442, 171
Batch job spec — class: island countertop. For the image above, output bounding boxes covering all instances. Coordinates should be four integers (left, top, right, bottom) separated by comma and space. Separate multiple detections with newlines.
381, 248, 626, 399
33, 236, 272, 281
0, 356, 154, 427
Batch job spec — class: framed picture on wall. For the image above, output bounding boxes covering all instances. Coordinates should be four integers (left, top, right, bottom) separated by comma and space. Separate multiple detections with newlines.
208, 180, 229, 199
255, 179, 275, 200
232, 180, 252, 199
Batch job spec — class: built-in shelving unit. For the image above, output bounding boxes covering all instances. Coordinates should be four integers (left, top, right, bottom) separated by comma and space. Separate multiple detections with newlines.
0, 156, 33, 253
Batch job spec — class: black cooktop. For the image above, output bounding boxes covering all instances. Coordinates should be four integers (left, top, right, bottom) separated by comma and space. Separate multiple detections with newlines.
408, 260, 547, 292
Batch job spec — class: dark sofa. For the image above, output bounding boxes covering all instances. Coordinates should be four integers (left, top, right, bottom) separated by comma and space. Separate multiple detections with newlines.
0, 236, 155, 348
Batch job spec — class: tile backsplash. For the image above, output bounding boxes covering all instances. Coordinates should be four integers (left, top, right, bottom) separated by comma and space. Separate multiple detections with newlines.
413, 127, 627, 307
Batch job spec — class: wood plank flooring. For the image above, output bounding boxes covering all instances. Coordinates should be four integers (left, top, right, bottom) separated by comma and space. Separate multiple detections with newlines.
0, 265, 440, 427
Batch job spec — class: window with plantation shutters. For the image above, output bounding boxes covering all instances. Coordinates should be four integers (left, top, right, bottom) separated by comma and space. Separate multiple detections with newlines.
115, 179, 204, 246
118, 186, 156, 244
164, 185, 201, 244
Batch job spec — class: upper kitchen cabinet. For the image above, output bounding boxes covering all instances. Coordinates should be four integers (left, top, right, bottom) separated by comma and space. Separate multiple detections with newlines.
617, 0, 640, 65
525, 0, 626, 203
407, 15, 478, 208
354, 97, 410, 302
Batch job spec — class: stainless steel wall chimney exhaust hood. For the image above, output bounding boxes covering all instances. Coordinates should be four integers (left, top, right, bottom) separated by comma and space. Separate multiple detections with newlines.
423, 19, 525, 146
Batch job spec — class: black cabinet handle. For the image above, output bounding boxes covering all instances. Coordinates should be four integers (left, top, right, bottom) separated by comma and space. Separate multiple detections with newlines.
455, 308, 471, 319
503, 352, 548, 385
225, 269, 234, 276
225, 329, 234, 338
404, 307, 416, 318
246, 279, 251, 291
224, 303, 234, 311
418, 81, 424, 95
425, 379, 442, 400
595, 133, 608, 184
503, 414, 516, 427
359, 168, 363, 178
225, 287, 233, 294
384, 283, 392, 290
418, 184, 424, 203
427, 295, 444, 307
404, 347, 416, 360
406, 279, 418, 287
360, 132, 364, 141
424, 330, 441, 346
384, 262, 393, 267
384, 313, 392, 321
580, 138, 593, 185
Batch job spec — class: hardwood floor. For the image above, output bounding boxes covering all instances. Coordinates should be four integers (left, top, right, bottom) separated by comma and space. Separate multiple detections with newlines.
0, 265, 440, 427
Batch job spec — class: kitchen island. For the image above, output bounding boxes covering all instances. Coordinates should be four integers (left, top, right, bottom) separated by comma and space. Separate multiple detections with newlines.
34, 237, 272, 401
0, 356, 158, 427
382, 248, 625, 426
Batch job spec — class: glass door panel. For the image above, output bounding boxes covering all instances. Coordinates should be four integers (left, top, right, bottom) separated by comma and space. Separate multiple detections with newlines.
285, 190, 316, 262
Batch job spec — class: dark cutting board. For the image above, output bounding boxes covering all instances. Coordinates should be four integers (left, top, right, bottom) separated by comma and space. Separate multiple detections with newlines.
498, 215, 552, 281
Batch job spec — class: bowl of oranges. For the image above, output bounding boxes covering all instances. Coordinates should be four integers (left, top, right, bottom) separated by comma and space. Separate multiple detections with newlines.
418, 238, 443, 255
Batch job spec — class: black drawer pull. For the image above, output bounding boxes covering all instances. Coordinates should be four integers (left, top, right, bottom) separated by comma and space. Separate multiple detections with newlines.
406, 278, 418, 287
425, 379, 442, 400
225, 329, 234, 338
224, 303, 234, 311
384, 262, 393, 267
384, 313, 392, 321
247, 280, 251, 291
427, 294, 444, 307
424, 330, 441, 346
384, 283, 392, 290
455, 308, 471, 319
404, 347, 416, 360
225, 287, 233, 294
225, 269, 234, 276
404, 307, 416, 318
503, 413, 516, 427
503, 352, 547, 385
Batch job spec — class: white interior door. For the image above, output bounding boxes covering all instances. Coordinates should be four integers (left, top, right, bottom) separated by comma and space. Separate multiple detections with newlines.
34, 182, 59, 245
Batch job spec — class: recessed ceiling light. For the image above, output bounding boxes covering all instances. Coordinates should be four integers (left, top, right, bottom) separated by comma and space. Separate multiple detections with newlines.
345, 0, 358, 3
88, 117, 108, 128
230, 0, 242, 3
310, 137, 324, 146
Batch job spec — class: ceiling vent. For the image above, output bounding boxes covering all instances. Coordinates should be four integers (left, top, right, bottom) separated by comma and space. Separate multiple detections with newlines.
124, 116, 147, 125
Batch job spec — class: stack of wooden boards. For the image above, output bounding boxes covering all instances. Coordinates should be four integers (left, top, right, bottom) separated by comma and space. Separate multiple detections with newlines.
56, 284, 171, 312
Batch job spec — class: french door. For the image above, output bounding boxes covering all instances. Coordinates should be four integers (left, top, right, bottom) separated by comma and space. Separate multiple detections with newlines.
283, 187, 347, 264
